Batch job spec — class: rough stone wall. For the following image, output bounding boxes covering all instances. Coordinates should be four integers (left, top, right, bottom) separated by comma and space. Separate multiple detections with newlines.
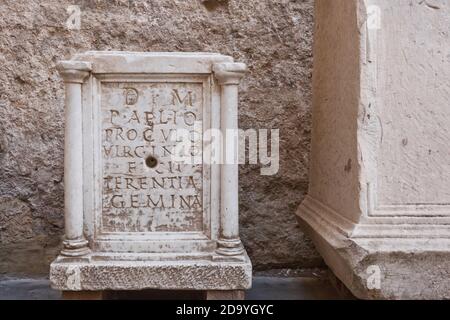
0, 0, 322, 274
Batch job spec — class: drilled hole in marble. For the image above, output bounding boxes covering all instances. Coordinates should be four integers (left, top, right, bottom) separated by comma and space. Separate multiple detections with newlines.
145, 155, 158, 168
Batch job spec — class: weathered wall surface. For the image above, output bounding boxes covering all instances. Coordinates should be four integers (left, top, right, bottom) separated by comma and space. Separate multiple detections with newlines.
0, 0, 322, 274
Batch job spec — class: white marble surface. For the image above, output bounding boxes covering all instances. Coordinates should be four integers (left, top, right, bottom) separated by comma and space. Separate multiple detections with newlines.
51, 52, 251, 292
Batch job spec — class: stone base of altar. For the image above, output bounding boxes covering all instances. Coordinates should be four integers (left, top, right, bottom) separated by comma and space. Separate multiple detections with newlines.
50, 252, 252, 294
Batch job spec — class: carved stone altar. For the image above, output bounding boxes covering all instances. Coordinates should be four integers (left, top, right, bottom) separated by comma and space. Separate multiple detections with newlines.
49, 52, 251, 298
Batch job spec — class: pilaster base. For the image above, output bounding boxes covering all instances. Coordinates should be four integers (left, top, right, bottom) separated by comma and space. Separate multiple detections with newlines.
297, 196, 450, 300
216, 238, 245, 258
61, 239, 90, 257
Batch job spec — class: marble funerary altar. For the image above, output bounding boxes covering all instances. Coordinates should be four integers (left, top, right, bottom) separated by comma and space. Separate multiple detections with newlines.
50, 51, 251, 298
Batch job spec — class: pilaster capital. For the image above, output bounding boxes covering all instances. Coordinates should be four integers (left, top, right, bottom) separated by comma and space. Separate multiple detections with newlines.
213, 62, 246, 85
57, 60, 92, 83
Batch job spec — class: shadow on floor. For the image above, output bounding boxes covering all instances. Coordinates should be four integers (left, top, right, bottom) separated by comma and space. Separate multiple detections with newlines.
0, 276, 349, 300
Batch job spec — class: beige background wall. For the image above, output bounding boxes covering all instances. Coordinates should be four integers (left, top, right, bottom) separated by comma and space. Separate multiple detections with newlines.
0, 0, 322, 274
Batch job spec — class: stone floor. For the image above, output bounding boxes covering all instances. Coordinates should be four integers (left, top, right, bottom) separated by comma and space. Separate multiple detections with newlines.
0, 274, 349, 300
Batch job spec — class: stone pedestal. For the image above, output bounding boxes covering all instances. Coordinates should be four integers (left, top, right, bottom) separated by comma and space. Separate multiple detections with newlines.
50, 52, 251, 298
297, 0, 450, 299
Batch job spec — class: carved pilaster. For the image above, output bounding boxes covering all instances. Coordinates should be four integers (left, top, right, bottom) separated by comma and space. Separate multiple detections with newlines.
213, 63, 246, 257
57, 60, 91, 257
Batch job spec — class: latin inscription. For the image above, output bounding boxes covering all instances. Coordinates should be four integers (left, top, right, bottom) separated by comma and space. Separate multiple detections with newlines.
101, 82, 203, 232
